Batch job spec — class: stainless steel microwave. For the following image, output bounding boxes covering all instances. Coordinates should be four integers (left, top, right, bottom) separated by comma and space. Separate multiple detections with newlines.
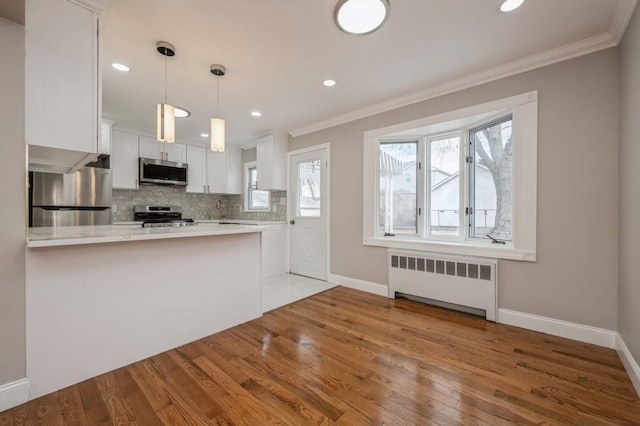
139, 157, 188, 187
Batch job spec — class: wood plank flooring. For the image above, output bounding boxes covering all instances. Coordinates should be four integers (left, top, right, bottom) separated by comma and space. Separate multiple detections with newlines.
1, 286, 639, 425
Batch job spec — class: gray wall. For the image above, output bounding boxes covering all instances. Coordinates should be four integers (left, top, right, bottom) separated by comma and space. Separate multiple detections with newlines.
0, 17, 26, 385
290, 48, 620, 330
619, 8, 640, 367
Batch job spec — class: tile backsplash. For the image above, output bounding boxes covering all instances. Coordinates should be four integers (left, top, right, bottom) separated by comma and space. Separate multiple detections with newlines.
112, 185, 286, 222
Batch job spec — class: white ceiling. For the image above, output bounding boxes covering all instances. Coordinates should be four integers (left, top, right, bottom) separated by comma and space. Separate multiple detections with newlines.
101, 0, 637, 148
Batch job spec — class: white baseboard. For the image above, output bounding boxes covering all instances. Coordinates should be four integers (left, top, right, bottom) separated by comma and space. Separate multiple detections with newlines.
0, 378, 29, 413
616, 333, 640, 397
327, 274, 388, 297
498, 308, 616, 349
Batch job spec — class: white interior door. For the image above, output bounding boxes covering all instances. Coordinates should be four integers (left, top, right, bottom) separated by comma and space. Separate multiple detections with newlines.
290, 148, 327, 280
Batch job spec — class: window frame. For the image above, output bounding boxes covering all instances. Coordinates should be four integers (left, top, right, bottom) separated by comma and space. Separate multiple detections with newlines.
244, 161, 271, 212
363, 92, 538, 262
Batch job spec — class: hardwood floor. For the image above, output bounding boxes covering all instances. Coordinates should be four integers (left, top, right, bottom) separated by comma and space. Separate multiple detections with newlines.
2, 286, 639, 425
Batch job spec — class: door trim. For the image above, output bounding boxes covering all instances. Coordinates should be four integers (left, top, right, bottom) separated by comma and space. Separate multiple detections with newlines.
287, 143, 330, 279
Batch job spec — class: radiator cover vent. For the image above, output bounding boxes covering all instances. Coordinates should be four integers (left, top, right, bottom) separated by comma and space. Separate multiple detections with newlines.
390, 254, 493, 281
388, 250, 498, 321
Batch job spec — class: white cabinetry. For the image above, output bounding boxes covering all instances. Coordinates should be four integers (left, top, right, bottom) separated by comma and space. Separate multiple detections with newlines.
111, 130, 139, 189
207, 146, 241, 194
186, 145, 207, 193
26, 0, 105, 154
262, 224, 287, 278
139, 137, 186, 162
100, 121, 113, 155
186, 145, 241, 194
256, 131, 288, 190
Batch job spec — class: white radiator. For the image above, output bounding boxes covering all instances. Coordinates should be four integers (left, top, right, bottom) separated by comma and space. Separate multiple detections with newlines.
388, 249, 498, 321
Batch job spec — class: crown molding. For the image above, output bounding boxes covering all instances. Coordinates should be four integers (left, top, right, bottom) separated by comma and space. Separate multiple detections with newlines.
610, 0, 639, 44
67, 0, 112, 14
291, 1, 638, 138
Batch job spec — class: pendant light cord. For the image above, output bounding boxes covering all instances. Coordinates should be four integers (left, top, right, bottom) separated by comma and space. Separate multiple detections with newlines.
216, 75, 220, 117
164, 54, 168, 104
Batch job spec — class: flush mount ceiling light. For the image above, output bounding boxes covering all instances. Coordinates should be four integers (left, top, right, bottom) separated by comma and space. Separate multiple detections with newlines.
174, 107, 190, 118
200, 133, 209, 138
156, 41, 175, 143
323, 79, 337, 87
111, 63, 130, 72
251, 111, 262, 117
334, 0, 390, 35
498, 0, 525, 13
210, 64, 226, 152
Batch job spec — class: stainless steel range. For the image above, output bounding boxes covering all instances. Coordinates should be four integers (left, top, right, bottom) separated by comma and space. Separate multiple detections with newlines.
134, 205, 197, 228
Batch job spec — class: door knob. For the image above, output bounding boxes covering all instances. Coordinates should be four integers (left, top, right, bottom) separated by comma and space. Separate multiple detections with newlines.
290, 220, 295, 225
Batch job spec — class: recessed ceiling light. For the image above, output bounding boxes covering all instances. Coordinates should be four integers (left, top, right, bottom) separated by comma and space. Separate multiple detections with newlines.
334, 0, 390, 35
201, 133, 209, 138
251, 111, 262, 117
498, 0, 525, 13
111, 63, 130, 72
323, 79, 337, 87
174, 107, 190, 118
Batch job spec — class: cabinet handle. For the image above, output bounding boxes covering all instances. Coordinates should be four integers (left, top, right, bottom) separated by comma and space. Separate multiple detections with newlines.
135, 179, 138, 189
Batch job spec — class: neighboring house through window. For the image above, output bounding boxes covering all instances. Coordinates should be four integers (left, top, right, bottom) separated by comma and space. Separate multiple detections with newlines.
364, 92, 538, 261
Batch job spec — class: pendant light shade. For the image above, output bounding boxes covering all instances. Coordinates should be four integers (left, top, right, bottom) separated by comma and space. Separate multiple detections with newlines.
210, 118, 225, 152
157, 103, 175, 143
210, 64, 226, 152
156, 41, 176, 143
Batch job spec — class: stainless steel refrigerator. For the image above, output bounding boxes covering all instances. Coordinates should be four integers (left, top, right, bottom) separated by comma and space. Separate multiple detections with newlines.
30, 167, 113, 227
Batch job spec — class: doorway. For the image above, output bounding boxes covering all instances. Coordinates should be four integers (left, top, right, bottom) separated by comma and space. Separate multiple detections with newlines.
288, 146, 329, 281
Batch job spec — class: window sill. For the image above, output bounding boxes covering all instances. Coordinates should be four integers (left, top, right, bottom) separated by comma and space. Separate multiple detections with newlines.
364, 237, 536, 262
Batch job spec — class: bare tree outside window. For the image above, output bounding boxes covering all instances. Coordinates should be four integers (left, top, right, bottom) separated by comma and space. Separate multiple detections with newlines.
471, 116, 513, 240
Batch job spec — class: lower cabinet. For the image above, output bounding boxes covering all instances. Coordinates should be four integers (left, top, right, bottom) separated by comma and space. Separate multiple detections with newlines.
262, 224, 287, 278
186, 145, 241, 194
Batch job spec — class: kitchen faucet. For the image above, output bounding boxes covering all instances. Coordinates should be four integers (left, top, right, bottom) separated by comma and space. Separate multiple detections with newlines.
216, 199, 225, 221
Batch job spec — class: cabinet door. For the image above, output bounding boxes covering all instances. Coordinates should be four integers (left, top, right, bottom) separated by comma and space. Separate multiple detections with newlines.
186, 145, 207, 193
26, 0, 97, 153
100, 121, 112, 155
165, 143, 187, 163
226, 145, 241, 194
206, 146, 241, 194
256, 132, 287, 190
256, 135, 274, 190
206, 150, 226, 194
111, 131, 139, 189
138, 137, 163, 160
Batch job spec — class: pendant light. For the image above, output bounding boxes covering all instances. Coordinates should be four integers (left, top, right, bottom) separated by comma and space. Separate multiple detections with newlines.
156, 41, 175, 143
210, 64, 226, 152
334, 0, 390, 35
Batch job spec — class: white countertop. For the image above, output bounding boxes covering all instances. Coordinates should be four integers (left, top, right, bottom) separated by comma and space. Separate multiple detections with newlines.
27, 223, 268, 248
198, 219, 287, 225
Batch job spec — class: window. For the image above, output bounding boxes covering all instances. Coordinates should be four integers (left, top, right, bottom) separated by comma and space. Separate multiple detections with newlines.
296, 159, 321, 217
364, 92, 538, 261
244, 162, 270, 212
379, 141, 417, 235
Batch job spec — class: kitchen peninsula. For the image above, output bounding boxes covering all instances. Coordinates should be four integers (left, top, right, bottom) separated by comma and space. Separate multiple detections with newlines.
25, 224, 264, 398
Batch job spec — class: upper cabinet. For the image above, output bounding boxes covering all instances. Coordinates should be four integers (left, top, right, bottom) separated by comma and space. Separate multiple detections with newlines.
186, 145, 241, 195
256, 131, 288, 191
186, 146, 207, 194
139, 137, 186, 163
207, 146, 241, 194
25, 0, 107, 155
111, 130, 139, 190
